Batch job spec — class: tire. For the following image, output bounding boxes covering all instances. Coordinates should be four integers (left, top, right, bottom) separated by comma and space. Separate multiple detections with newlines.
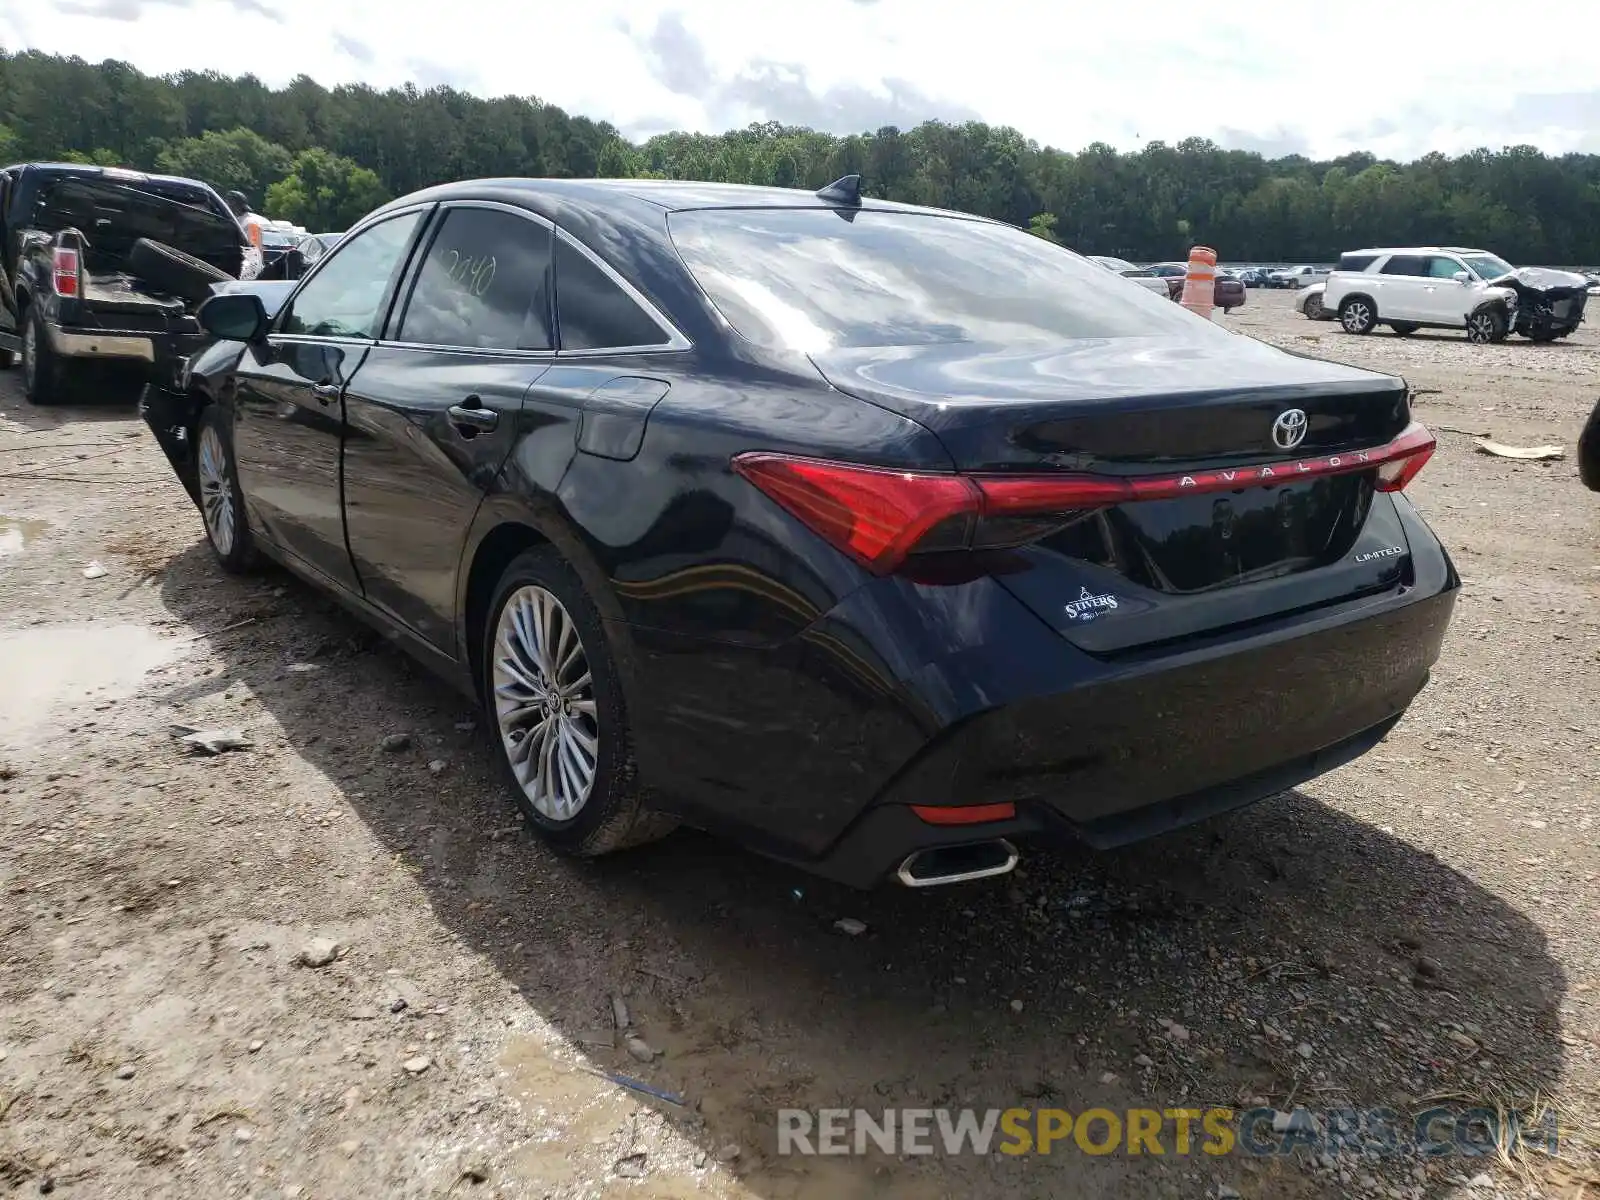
195, 405, 257, 573
1467, 308, 1507, 345
1526, 328, 1560, 343
1389, 322, 1418, 336
482, 547, 677, 857
0, 346, 16, 369
1579, 399, 1600, 492
1303, 294, 1325, 321
128, 238, 233, 305
1339, 296, 1376, 335
21, 305, 71, 405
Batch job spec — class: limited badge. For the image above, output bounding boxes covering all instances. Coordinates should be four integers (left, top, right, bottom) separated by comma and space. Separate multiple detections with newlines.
1064, 586, 1119, 622
1354, 545, 1404, 563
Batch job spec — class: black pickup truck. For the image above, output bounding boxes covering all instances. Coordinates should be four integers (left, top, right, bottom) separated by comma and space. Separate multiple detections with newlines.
0, 163, 249, 404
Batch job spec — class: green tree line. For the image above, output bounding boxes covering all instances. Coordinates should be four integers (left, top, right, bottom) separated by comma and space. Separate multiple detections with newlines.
3, 48, 1598, 264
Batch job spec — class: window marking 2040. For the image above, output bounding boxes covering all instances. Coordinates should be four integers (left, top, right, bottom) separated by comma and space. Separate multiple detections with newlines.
441, 249, 497, 297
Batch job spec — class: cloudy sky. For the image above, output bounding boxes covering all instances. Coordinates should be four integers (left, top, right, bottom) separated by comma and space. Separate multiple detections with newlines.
4, 0, 1599, 160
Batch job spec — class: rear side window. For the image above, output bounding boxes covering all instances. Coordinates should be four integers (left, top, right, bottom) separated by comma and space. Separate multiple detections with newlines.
669, 208, 1201, 351
554, 237, 670, 351
1380, 255, 1426, 277
1338, 253, 1378, 272
396, 207, 553, 350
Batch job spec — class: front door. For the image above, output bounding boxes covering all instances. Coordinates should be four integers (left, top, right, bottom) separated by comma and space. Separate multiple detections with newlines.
1422, 255, 1471, 324
341, 203, 556, 651
231, 208, 426, 591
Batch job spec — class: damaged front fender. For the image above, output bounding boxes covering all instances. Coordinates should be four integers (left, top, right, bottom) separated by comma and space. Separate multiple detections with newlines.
1486, 267, 1590, 338
139, 382, 204, 506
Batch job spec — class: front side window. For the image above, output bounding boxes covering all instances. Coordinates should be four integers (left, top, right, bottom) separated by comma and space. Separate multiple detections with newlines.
1425, 257, 1465, 279
554, 237, 670, 351
669, 208, 1201, 352
395, 207, 553, 350
279, 211, 422, 339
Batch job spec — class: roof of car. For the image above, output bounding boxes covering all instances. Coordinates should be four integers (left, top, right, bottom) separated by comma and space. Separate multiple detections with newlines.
376, 176, 985, 222
1344, 246, 1491, 256
4, 162, 214, 191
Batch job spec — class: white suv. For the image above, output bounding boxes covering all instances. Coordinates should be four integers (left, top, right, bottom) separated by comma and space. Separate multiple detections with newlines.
1322, 247, 1518, 343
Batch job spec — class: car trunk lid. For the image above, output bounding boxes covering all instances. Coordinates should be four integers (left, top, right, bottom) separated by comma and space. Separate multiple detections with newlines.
808, 336, 1424, 653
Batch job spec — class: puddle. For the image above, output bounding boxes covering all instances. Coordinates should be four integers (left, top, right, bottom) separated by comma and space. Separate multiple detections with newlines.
0, 623, 182, 749
0, 514, 50, 559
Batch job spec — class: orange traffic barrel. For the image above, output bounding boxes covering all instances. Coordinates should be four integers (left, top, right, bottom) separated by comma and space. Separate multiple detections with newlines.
1180, 246, 1217, 319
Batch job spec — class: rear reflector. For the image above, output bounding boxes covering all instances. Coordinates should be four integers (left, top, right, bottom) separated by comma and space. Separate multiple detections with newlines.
52, 247, 80, 298
910, 802, 1016, 826
733, 422, 1436, 575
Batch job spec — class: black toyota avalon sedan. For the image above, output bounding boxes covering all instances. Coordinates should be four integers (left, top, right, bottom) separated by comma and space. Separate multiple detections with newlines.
141, 175, 1458, 889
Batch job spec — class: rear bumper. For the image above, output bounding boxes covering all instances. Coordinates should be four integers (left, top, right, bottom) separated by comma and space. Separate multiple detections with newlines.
799, 708, 1408, 888
622, 497, 1459, 889
44, 317, 206, 387
47, 326, 156, 362
793, 582, 1451, 887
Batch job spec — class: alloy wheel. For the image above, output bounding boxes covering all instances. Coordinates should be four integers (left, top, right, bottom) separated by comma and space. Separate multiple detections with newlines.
197, 424, 237, 557
1341, 301, 1372, 334
1305, 295, 1324, 320
1467, 313, 1497, 344
492, 585, 599, 822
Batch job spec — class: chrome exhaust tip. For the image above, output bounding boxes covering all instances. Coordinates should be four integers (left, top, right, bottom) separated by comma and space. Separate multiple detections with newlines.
895, 839, 1019, 888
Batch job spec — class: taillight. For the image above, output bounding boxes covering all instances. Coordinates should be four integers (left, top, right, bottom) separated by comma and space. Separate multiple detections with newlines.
52, 246, 80, 297
1372, 422, 1435, 492
730, 454, 979, 573
733, 421, 1436, 575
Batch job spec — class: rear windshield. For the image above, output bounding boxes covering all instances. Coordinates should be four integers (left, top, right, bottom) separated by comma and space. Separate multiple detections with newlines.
668, 208, 1203, 351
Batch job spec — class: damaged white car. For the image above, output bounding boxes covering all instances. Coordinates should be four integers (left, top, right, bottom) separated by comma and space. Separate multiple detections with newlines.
1323, 247, 1588, 344
1295, 283, 1333, 322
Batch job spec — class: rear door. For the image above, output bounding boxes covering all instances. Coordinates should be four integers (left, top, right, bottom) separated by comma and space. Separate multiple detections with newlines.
341, 202, 557, 651
232, 208, 426, 591
1374, 253, 1429, 320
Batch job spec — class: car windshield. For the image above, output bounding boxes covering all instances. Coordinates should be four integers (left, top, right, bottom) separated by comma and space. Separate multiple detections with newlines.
669, 209, 1203, 351
1462, 254, 1514, 280
260, 230, 295, 248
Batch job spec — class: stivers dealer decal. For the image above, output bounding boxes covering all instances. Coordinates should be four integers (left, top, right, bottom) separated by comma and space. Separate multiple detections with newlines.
1064, 587, 1119, 622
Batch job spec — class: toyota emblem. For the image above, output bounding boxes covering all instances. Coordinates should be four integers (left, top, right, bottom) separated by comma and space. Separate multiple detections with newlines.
1271, 408, 1308, 450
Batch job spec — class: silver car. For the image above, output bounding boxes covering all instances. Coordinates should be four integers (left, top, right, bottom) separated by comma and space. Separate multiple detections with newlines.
1088, 255, 1173, 298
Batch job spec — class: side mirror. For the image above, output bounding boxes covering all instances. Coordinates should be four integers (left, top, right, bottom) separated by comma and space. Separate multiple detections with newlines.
198, 292, 268, 342
1452, 271, 1471, 285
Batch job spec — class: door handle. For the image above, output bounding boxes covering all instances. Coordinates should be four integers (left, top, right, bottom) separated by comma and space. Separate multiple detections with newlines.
448, 398, 498, 434
311, 381, 340, 405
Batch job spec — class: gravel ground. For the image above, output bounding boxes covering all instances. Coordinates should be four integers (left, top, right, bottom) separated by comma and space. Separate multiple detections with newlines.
0, 289, 1596, 1200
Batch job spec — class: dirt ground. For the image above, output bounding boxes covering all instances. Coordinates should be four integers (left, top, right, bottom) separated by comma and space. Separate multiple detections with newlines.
0, 289, 1597, 1200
